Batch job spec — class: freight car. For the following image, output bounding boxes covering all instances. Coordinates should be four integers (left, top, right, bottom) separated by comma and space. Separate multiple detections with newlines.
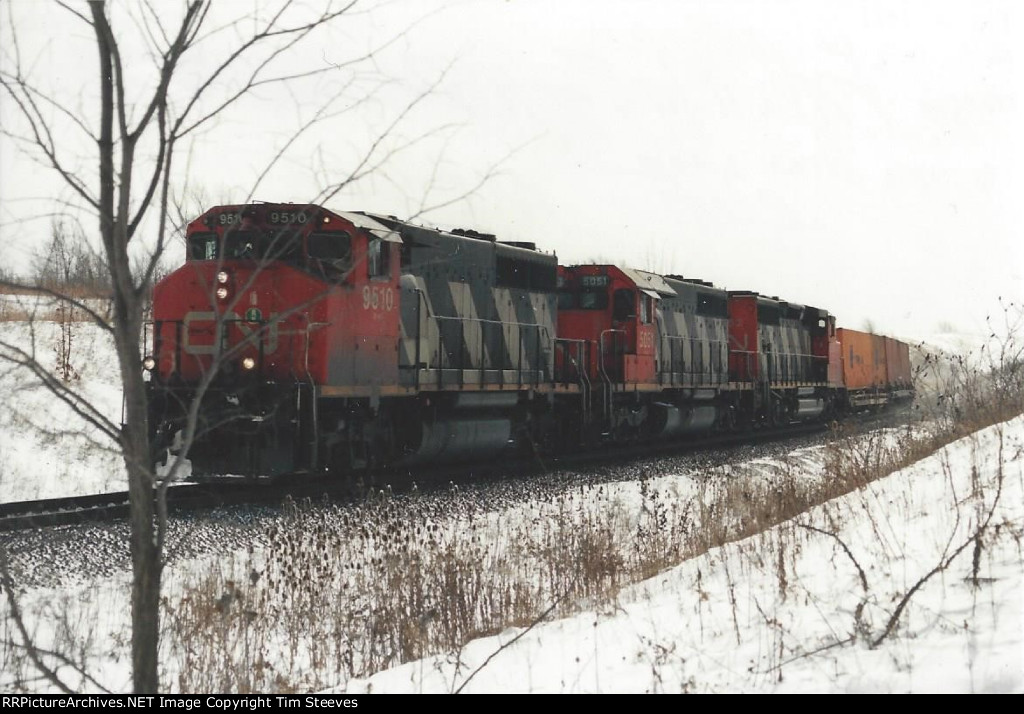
836, 328, 913, 408
145, 204, 913, 481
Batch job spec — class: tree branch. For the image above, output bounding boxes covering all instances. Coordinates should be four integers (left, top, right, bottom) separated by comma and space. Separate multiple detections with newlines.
797, 521, 869, 593
870, 440, 1006, 648
173, 1, 352, 138
0, 340, 122, 443
0, 75, 100, 210
452, 586, 572, 694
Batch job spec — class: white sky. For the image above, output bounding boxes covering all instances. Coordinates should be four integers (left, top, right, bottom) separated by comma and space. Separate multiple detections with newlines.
1, 0, 1022, 339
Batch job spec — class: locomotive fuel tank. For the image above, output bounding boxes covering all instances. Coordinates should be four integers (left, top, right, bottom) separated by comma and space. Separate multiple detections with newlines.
396, 392, 520, 465
647, 402, 719, 438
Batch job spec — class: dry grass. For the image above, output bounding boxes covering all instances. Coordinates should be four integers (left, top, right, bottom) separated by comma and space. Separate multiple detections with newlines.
0, 293, 113, 324
0, 284, 112, 300
164, 490, 656, 691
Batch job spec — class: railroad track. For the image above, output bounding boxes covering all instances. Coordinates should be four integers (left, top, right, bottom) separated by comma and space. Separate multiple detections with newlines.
0, 491, 133, 532
0, 407, 912, 533
0, 483, 280, 532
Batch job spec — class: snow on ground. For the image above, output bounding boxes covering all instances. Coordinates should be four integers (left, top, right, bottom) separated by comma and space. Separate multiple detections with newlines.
345, 418, 1024, 694
7, 417, 1020, 693
0, 319, 126, 502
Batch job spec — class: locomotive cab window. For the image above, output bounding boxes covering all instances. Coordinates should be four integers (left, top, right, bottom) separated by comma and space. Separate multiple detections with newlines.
578, 289, 608, 310
308, 231, 352, 280
188, 229, 303, 263
557, 290, 575, 310
308, 231, 351, 260
613, 289, 636, 321
368, 237, 391, 279
225, 232, 258, 259
262, 229, 302, 262
188, 232, 218, 261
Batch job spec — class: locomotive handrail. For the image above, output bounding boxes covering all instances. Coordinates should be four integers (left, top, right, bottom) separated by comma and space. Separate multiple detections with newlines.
301, 315, 330, 381
598, 329, 626, 419
431, 314, 552, 387
222, 315, 326, 381
396, 287, 432, 389
553, 338, 590, 384
414, 288, 425, 389
764, 350, 827, 385
432, 314, 553, 334
730, 348, 759, 388
146, 319, 184, 381
553, 337, 592, 413
729, 347, 828, 385
554, 337, 592, 420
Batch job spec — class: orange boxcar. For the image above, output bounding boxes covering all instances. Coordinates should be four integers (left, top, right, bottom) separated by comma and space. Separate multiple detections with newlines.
883, 336, 912, 389
837, 328, 888, 391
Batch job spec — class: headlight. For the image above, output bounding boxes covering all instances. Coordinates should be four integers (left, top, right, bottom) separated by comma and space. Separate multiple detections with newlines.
241, 357, 256, 370
216, 286, 229, 300
216, 270, 230, 284
142, 356, 156, 371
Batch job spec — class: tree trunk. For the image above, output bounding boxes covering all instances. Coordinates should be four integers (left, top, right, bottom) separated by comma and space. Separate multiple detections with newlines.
117, 317, 161, 693
91, 0, 161, 692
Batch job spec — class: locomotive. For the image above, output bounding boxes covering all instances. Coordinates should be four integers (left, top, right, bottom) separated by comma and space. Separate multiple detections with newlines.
145, 203, 913, 480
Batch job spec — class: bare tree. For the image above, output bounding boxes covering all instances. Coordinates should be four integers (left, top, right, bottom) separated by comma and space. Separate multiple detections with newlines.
0, 0, 477, 692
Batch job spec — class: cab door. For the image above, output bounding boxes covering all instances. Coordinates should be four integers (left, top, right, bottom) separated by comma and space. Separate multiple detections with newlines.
612, 288, 657, 383
634, 291, 657, 382
609, 288, 635, 381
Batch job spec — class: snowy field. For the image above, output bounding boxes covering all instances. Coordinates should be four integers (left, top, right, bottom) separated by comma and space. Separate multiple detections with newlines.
2, 415, 1020, 693
345, 418, 1024, 693
0, 319, 126, 502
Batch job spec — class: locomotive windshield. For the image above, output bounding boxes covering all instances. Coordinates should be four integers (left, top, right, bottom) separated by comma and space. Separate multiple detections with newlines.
558, 290, 605, 310
308, 231, 351, 260
561, 273, 611, 310
225, 231, 261, 259
578, 290, 608, 310
187, 229, 302, 262
189, 232, 218, 260
308, 231, 353, 280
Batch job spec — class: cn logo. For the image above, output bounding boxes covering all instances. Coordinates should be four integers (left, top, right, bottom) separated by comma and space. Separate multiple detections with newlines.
182, 311, 279, 355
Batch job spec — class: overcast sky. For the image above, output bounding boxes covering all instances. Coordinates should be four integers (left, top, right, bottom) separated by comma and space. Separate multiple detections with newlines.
2, 0, 1021, 340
